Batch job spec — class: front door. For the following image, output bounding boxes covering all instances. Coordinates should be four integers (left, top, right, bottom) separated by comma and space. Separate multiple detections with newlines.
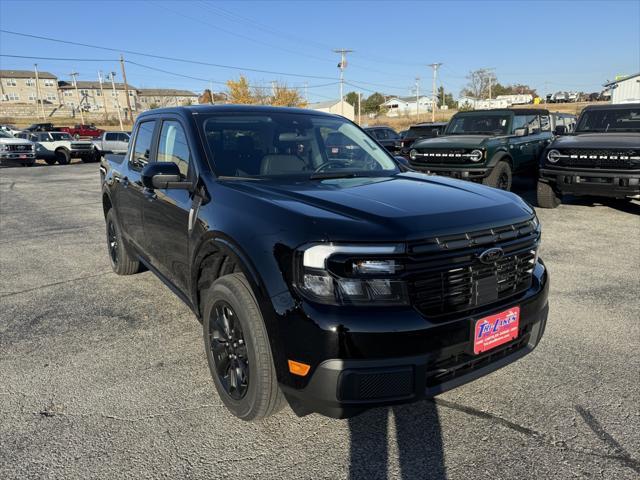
142, 119, 194, 293
113, 120, 156, 252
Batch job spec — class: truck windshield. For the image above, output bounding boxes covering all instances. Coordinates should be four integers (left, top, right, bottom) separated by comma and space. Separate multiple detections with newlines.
575, 107, 640, 133
201, 113, 398, 178
446, 114, 510, 135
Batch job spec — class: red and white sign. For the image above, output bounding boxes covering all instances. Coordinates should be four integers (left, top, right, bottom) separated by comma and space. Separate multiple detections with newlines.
473, 306, 520, 355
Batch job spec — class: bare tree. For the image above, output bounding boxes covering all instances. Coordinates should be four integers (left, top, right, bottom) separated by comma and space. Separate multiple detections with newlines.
461, 69, 497, 99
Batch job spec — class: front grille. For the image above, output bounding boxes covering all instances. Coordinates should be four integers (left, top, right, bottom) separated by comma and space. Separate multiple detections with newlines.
5, 144, 34, 152
406, 220, 538, 318
555, 149, 640, 169
410, 148, 477, 165
71, 143, 93, 150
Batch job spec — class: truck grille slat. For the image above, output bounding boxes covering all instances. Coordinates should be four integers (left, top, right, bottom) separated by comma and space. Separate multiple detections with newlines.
407, 220, 538, 318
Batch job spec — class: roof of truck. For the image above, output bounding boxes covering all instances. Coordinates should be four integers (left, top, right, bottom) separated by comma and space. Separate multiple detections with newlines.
581, 103, 640, 110
138, 105, 338, 119
454, 108, 550, 115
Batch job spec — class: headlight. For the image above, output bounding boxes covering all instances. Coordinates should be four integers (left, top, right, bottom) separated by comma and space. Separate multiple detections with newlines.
469, 149, 483, 162
295, 243, 408, 306
547, 149, 561, 163
409, 149, 418, 160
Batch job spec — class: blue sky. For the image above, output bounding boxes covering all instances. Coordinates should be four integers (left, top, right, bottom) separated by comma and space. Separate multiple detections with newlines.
1, 0, 638, 101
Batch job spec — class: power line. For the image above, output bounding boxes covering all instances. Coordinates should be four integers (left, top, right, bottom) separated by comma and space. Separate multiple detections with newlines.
0, 54, 117, 62
0, 29, 339, 81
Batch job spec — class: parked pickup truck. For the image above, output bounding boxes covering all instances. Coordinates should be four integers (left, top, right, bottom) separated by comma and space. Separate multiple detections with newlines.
24, 122, 57, 132
92, 131, 130, 158
408, 109, 554, 190
27, 131, 96, 164
59, 124, 105, 139
0, 130, 36, 166
537, 103, 640, 207
101, 105, 548, 421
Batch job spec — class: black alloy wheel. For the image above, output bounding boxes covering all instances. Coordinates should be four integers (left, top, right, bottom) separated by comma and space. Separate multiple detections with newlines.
208, 301, 249, 400
107, 219, 118, 266
498, 170, 510, 190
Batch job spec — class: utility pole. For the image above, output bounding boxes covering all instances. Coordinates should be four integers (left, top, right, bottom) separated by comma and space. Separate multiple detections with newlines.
333, 48, 353, 116
304, 82, 308, 104
415, 77, 420, 120
108, 72, 124, 130
358, 91, 362, 125
69, 71, 85, 124
427, 63, 442, 122
34, 64, 45, 120
209, 81, 214, 104
97, 71, 109, 121
120, 55, 133, 124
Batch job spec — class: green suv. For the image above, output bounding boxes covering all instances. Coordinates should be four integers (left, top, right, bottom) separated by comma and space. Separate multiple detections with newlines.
408, 109, 554, 190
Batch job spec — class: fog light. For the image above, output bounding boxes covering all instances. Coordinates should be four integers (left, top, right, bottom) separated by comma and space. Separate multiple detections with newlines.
303, 274, 333, 296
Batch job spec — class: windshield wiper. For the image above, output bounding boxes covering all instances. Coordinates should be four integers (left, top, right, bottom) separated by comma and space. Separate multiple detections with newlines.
309, 171, 360, 180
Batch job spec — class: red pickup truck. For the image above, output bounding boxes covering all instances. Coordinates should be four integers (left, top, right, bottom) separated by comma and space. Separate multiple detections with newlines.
59, 124, 105, 139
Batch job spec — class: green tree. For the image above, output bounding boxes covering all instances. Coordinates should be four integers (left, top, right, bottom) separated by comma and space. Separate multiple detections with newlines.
437, 86, 456, 109
363, 92, 386, 114
345, 91, 359, 108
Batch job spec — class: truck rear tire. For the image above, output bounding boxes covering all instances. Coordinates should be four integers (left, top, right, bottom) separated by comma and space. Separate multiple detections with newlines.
202, 273, 286, 421
55, 148, 70, 165
537, 180, 562, 208
105, 209, 140, 275
482, 161, 512, 191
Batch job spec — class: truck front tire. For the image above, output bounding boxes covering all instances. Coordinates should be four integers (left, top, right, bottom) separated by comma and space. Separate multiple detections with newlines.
55, 148, 70, 165
537, 180, 562, 208
202, 273, 285, 421
482, 161, 512, 191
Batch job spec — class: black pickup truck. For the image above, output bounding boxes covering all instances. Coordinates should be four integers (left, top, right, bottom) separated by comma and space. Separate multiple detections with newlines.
100, 105, 549, 420
537, 103, 640, 207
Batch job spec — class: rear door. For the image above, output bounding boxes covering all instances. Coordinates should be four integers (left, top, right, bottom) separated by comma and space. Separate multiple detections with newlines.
103, 132, 119, 152
113, 119, 157, 252
142, 118, 194, 293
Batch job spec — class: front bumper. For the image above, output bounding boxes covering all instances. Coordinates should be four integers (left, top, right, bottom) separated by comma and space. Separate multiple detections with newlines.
410, 164, 490, 181
71, 149, 96, 158
280, 261, 549, 418
540, 167, 640, 198
0, 152, 35, 162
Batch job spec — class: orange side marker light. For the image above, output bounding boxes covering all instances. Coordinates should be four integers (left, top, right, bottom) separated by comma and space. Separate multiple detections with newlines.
288, 360, 311, 377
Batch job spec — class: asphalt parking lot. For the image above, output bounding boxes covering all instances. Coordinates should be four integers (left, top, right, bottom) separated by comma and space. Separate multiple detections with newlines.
1, 162, 639, 480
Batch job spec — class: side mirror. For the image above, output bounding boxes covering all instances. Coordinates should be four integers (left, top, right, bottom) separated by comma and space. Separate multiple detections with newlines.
141, 162, 191, 190
514, 127, 529, 137
554, 125, 567, 135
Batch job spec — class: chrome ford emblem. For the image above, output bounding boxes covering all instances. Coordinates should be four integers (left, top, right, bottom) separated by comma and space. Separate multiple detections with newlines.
479, 247, 504, 264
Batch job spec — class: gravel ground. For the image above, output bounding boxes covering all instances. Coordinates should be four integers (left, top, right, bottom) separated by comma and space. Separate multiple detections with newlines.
1, 162, 639, 480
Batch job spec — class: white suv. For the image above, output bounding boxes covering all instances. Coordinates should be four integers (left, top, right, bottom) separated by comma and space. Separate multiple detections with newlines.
0, 131, 36, 166
28, 131, 96, 165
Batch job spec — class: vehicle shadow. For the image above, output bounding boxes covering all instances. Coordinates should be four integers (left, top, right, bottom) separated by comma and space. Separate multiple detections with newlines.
348, 400, 445, 480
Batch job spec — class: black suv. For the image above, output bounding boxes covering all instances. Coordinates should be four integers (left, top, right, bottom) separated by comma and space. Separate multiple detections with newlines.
101, 106, 549, 420
364, 126, 401, 154
537, 103, 640, 207
399, 122, 447, 156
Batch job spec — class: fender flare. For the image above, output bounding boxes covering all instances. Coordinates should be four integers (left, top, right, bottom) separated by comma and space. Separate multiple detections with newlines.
487, 150, 512, 169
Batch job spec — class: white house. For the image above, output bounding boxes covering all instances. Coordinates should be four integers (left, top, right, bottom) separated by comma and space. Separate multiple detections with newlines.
307, 99, 355, 121
604, 73, 640, 104
457, 96, 509, 110
380, 96, 433, 117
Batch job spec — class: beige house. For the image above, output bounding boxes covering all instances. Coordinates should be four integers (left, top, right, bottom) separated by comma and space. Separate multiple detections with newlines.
0, 69, 59, 105
58, 80, 138, 116
137, 89, 199, 109
307, 99, 355, 121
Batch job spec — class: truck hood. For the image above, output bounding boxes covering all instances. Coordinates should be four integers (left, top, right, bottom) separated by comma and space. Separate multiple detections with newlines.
224, 172, 534, 241
551, 132, 640, 149
412, 135, 498, 149
0, 137, 34, 145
